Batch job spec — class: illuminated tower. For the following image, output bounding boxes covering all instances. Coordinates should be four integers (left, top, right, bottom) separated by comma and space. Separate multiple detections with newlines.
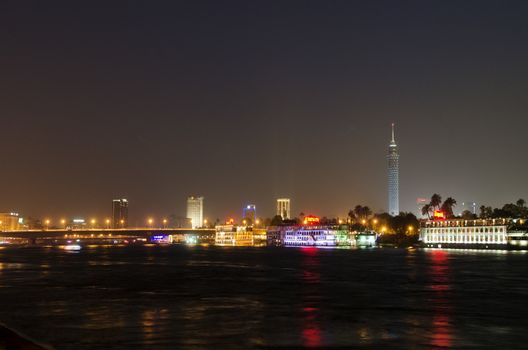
276, 198, 290, 219
187, 196, 204, 228
388, 123, 399, 216
112, 199, 128, 228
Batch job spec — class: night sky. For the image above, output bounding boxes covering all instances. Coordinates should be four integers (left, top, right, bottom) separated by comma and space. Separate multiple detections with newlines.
2, 1, 528, 223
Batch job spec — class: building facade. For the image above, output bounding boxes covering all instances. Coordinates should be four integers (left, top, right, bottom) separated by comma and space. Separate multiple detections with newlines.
187, 196, 204, 229
277, 198, 291, 219
112, 199, 129, 228
388, 123, 399, 216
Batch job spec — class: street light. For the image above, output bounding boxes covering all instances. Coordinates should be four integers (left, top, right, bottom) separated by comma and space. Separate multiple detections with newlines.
45, 219, 50, 230
381, 226, 387, 233
61, 219, 66, 228
105, 219, 111, 229
408, 226, 414, 234
163, 219, 168, 228
255, 219, 260, 226
120, 219, 125, 228
91, 219, 96, 228
148, 218, 153, 227
242, 219, 247, 226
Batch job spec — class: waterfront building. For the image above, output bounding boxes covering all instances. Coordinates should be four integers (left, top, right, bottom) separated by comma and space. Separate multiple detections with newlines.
187, 196, 204, 229
419, 217, 528, 249
388, 123, 399, 216
242, 204, 257, 223
276, 198, 291, 219
171, 231, 215, 245
355, 231, 378, 247
112, 199, 128, 228
215, 224, 254, 246
0, 212, 21, 231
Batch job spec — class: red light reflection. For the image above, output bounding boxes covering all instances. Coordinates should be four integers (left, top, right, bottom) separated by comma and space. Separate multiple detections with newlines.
429, 250, 452, 347
301, 247, 322, 347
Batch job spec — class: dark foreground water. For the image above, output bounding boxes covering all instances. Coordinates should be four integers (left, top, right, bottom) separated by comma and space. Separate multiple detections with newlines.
0, 245, 527, 349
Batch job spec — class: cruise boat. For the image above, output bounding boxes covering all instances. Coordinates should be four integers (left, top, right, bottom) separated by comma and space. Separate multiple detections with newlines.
215, 224, 255, 246
270, 216, 352, 247
419, 217, 528, 249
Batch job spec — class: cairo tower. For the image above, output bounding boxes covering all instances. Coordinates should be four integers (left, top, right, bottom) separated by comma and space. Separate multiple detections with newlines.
388, 123, 399, 216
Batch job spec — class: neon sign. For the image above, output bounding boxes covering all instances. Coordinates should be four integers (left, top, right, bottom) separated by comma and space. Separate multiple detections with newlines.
303, 216, 320, 225
433, 210, 445, 220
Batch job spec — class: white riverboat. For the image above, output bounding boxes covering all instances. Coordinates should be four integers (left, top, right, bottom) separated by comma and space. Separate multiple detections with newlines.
419, 218, 528, 249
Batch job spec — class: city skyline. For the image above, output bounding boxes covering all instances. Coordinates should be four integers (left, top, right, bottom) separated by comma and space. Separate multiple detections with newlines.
1, 1, 528, 219
2, 3, 528, 350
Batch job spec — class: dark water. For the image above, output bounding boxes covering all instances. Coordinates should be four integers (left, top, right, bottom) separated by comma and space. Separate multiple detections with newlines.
0, 245, 527, 349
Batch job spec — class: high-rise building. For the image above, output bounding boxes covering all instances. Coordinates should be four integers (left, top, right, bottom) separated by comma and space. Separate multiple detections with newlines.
388, 123, 399, 216
112, 199, 128, 228
277, 198, 291, 219
0, 212, 21, 231
187, 196, 204, 229
242, 204, 257, 223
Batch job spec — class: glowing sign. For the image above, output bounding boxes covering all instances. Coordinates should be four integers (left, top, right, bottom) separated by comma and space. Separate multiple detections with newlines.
151, 234, 171, 244
303, 216, 320, 225
433, 210, 445, 220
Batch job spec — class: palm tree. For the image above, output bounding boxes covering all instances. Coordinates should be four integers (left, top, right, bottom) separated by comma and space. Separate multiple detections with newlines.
441, 197, 457, 218
430, 194, 442, 210
347, 210, 356, 223
353, 205, 363, 219
353, 205, 372, 220
421, 204, 432, 219
361, 206, 372, 219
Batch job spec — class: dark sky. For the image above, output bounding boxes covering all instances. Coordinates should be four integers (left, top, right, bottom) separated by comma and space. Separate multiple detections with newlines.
1, 1, 528, 223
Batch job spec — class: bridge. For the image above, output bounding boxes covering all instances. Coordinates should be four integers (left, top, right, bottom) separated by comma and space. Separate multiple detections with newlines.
0, 228, 217, 245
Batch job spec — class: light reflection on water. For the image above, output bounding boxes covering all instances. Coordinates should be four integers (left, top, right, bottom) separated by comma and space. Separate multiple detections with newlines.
429, 249, 453, 348
300, 247, 322, 348
0, 246, 526, 349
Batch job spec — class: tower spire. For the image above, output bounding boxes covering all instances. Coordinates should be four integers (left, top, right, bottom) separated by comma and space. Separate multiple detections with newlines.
391, 123, 395, 143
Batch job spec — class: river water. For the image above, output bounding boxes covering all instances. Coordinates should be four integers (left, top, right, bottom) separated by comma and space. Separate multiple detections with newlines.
0, 245, 527, 349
